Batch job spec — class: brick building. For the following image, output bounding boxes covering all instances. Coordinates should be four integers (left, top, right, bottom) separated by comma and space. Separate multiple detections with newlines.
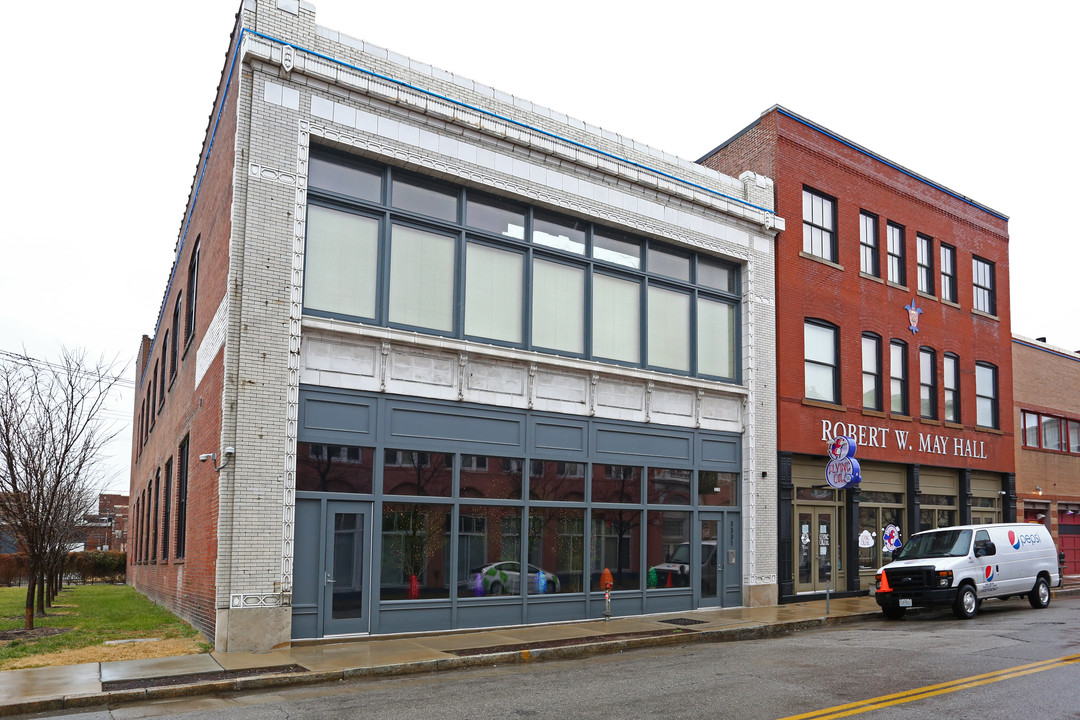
1013, 335, 1080, 575
130, 0, 780, 651
83, 493, 129, 553
700, 107, 1015, 602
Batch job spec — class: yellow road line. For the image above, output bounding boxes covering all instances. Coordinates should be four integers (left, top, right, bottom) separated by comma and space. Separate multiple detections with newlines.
778, 653, 1080, 720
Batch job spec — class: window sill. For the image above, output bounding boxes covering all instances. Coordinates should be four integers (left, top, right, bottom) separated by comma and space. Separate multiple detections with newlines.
920, 418, 941, 426
859, 272, 884, 285
944, 422, 963, 430
802, 398, 846, 412
862, 409, 887, 418
916, 291, 937, 303
889, 414, 913, 423
799, 251, 844, 271
971, 308, 999, 321
941, 298, 961, 310
976, 425, 1003, 435
886, 281, 909, 292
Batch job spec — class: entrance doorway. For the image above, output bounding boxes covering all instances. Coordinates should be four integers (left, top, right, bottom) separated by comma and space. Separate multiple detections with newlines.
794, 506, 840, 594
322, 501, 372, 636
699, 511, 741, 607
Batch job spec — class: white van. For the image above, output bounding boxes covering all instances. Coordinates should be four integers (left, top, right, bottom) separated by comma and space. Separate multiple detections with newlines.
875, 523, 1060, 620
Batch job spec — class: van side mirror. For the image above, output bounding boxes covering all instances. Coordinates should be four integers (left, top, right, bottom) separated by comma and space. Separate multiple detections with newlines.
891, 549, 902, 561
975, 542, 996, 558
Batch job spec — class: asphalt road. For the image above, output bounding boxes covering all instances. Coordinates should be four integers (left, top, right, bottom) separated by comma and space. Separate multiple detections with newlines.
35, 595, 1080, 720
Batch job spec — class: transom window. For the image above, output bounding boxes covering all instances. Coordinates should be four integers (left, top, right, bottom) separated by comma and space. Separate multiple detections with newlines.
304, 148, 741, 381
802, 188, 836, 262
973, 257, 996, 314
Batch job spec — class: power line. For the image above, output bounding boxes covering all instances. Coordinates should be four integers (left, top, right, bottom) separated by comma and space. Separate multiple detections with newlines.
0, 348, 136, 390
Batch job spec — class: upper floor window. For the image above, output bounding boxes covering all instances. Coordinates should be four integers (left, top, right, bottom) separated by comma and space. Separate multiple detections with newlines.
860, 212, 879, 276
975, 362, 998, 429
1023, 412, 1080, 453
917, 234, 934, 295
186, 239, 200, 342
973, 257, 996, 314
802, 188, 836, 262
919, 347, 937, 419
943, 353, 959, 423
862, 333, 882, 411
304, 148, 742, 382
804, 320, 839, 404
886, 223, 905, 286
170, 293, 181, 377
940, 244, 957, 303
890, 340, 908, 415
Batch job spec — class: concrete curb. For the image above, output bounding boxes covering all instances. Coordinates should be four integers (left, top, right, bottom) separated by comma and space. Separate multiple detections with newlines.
3, 593, 1077, 717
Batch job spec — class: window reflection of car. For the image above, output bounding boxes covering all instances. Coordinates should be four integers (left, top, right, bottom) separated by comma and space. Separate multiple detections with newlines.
650, 541, 717, 591
465, 562, 560, 596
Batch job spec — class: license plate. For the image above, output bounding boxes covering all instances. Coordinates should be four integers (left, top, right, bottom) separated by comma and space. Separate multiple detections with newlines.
899, 598, 912, 607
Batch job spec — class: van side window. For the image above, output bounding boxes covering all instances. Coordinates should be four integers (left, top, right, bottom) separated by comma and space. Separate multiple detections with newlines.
974, 530, 993, 556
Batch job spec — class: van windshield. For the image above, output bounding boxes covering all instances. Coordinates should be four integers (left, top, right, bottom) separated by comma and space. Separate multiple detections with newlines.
895, 529, 972, 560
668, 544, 691, 563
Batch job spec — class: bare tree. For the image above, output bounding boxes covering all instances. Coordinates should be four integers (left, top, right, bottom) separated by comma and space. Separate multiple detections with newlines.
0, 348, 122, 628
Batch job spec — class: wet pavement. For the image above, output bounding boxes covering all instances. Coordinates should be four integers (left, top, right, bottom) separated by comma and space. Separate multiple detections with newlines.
2, 585, 1077, 717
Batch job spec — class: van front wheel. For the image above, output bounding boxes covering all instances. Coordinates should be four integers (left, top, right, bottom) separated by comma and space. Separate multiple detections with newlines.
953, 585, 978, 619
1028, 577, 1051, 609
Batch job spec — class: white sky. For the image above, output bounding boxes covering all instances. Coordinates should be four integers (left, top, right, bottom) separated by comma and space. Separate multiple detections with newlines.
3, 0, 1078, 494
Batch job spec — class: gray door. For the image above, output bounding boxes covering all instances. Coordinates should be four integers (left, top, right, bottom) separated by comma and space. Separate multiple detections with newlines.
699, 511, 742, 607
322, 501, 372, 636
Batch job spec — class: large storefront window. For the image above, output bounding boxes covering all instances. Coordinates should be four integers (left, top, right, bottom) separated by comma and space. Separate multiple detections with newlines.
858, 493, 904, 571
529, 461, 585, 502
591, 509, 641, 591
528, 507, 585, 594
381, 503, 451, 600
593, 465, 642, 504
698, 471, 737, 507
646, 510, 692, 588
458, 505, 524, 596
459, 455, 523, 500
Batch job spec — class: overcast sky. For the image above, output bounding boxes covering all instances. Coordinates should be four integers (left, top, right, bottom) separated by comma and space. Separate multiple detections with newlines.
3, 0, 1077, 494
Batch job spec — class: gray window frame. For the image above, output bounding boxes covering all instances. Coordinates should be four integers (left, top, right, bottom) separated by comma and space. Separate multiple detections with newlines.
860, 212, 879, 276
973, 256, 996, 315
887, 223, 905, 286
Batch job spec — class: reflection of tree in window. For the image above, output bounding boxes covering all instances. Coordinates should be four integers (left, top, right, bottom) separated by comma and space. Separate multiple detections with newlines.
647, 468, 691, 504
380, 503, 450, 600
459, 455, 522, 500
529, 460, 585, 502
295, 442, 373, 493
383, 450, 452, 496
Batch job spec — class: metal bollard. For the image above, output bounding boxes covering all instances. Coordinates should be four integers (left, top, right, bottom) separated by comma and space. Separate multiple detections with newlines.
604, 582, 613, 620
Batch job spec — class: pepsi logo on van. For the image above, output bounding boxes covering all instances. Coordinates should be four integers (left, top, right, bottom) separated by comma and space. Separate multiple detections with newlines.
1008, 530, 1042, 550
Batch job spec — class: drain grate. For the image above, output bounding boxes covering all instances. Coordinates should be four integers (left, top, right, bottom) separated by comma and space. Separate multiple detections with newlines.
660, 617, 707, 626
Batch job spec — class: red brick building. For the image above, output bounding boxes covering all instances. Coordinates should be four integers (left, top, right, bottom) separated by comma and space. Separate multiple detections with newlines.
700, 107, 1014, 601
83, 493, 130, 553
1013, 335, 1080, 576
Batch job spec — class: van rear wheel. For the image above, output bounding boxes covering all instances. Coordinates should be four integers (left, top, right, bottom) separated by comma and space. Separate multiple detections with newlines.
953, 585, 978, 619
1028, 577, 1050, 609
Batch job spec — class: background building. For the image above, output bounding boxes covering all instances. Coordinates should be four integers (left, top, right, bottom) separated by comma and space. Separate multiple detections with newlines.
1013, 335, 1080, 576
130, 0, 780, 651
82, 494, 129, 553
700, 106, 1014, 602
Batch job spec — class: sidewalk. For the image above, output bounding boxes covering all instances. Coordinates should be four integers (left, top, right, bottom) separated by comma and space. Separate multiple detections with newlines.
3, 585, 1077, 717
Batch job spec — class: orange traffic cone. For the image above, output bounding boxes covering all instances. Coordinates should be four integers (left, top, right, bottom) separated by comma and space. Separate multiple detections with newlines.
878, 571, 892, 593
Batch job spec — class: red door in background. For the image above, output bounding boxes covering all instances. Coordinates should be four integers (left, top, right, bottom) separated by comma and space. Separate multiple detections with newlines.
1060, 510, 1079, 578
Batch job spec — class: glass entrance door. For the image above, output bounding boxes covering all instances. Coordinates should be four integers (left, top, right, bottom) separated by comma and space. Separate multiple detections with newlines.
322, 501, 372, 636
698, 511, 741, 607
794, 507, 838, 594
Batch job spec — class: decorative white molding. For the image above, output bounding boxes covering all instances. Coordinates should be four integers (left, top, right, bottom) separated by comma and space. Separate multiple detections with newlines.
230, 593, 289, 608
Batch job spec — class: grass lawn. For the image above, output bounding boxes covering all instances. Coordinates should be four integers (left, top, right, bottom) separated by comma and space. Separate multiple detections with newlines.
0, 584, 207, 670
